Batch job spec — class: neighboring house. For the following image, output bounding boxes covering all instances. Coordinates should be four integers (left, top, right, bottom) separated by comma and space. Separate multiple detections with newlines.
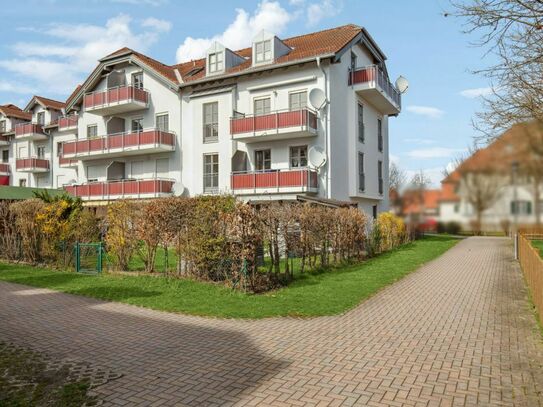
0, 24, 403, 216
437, 122, 543, 231
400, 189, 442, 230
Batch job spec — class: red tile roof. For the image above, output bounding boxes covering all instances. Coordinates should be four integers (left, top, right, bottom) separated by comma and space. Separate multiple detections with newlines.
31, 95, 65, 111
402, 189, 442, 215
0, 104, 31, 121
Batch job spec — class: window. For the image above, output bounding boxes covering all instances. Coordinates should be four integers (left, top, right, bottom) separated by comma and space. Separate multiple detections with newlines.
156, 114, 169, 132
372, 205, 378, 219
208, 52, 224, 73
87, 125, 98, 139
254, 98, 271, 116
132, 72, 143, 89
255, 40, 272, 63
203, 154, 219, 193
454, 203, 460, 213
37, 146, 45, 159
289, 91, 307, 111
290, 146, 308, 168
378, 160, 383, 195
1, 150, 8, 163
37, 112, 45, 125
0, 120, 5, 133
358, 103, 364, 142
19, 179, 26, 187
377, 119, 383, 152
131, 118, 143, 133
511, 200, 532, 215
203, 102, 218, 143
56, 142, 62, 157
131, 161, 144, 178
255, 149, 271, 171
358, 152, 365, 192
156, 158, 169, 178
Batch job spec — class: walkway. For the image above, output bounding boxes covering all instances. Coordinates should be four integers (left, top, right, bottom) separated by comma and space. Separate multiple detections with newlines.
1, 237, 542, 406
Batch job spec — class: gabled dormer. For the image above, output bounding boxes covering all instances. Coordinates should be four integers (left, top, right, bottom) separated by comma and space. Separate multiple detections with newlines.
251, 30, 291, 67
205, 42, 244, 76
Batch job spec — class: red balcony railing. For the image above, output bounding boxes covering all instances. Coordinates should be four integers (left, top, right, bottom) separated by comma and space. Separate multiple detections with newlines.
230, 108, 317, 136
15, 123, 45, 138
83, 85, 149, 110
16, 158, 50, 171
231, 168, 318, 192
62, 129, 175, 157
0, 163, 10, 173
64, 179, 174, 200
58, 115, 78, 130
58, 157, 78, 166
348, 65, 401, 108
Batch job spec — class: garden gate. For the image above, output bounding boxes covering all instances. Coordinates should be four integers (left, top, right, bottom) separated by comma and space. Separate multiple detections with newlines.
75, 242, 104, 274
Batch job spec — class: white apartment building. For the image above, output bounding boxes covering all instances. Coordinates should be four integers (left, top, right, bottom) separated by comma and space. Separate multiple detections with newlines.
0, 24, 403, 215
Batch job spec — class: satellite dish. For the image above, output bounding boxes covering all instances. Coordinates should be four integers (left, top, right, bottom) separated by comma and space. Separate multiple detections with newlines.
395, 76, 409, 94
309, 88, 327, 110
308, 146, 327, 169
172, 182, 185, 196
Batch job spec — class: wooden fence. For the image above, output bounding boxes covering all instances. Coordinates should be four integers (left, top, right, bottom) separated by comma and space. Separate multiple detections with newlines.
518, 232, 543, 323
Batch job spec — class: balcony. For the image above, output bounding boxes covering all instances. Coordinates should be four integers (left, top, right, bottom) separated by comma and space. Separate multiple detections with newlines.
58, 115, 78, 132
59, 157, 78, 168
16, 158, 50, 173
348, 65, 401, 115
0, 163, 10, 176
64, 179, 175, 201
61, 129, 175, 160
230, 108, 318, 142
83, 85, 149, 115
14, 123, 47, 141
231, 168, 318, 195
0, 135, 9, 146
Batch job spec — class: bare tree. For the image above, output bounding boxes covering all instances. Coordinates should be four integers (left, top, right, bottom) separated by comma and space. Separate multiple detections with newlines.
408, 170, 431, 225
389, 162, 407, 215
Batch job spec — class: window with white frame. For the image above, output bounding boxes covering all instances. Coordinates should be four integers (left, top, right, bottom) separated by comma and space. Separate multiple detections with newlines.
255, 149, 271, 171
290, 146, 308, 168
0, 120, 5, 133
203, 102, 218, 143
289, 91, 307, 111
511, 200, 532, 215
255, 40, 272, 63
132, 72, 143, 89
208, 52, 224, 73
87, 125, 98, 139
358, 152, 365, 192
358, 103, 364, 142
377, 119, 383, 152
131, 118, 143, 133
37, 146, 45, 159
37, 112, 45, 125
156, 113, 169, 132
56, 142, 62, 157
254, 98, 271, 116
203, 153, 219, 193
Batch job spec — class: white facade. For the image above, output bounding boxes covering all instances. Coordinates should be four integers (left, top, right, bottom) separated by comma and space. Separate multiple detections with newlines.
1, 24, 402, 215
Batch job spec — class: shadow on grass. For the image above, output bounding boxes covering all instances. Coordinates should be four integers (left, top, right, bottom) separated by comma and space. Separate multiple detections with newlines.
73, 286, 161, 301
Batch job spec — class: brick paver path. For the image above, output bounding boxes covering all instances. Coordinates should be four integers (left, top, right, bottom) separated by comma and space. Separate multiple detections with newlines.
1, 237, 543, 406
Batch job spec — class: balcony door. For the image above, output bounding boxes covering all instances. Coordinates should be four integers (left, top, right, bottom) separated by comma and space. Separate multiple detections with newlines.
254, 98, 271, 116
255, 149, 271, 172
131, 161, 144, 179
131, 118, 143, 133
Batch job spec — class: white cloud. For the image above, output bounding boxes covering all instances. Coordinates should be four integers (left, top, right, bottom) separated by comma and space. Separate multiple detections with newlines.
405, 167, 445, 187
0, 81, 35, 94
307, 0, 341, 26
176, 1, 292, 62
459, 87, 493, 98
406, 147, 464, 159
389, 154, 400, 165
0, 14, 170, 95
141, 17, 172, 32
406, 105, 444, 119
403, 137, 436, 145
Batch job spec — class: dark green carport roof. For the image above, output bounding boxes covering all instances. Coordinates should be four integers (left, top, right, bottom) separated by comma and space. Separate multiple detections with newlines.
0, 186, 67, 200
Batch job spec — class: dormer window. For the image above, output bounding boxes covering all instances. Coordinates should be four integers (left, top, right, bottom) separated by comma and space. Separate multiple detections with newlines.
255, 40, 272, 63
37, 112, 45, 125
132, 72, 143, 89
208, 52, 224, 73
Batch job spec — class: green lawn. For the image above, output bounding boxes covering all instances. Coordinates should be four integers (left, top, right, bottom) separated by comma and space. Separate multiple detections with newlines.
532, 240, 543, 257
0, 236, 459, 319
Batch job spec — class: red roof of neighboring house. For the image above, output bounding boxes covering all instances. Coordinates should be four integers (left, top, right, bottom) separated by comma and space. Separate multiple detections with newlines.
27, 95, 65, 112
402, 189, 442, 215
0, 104, 31, 121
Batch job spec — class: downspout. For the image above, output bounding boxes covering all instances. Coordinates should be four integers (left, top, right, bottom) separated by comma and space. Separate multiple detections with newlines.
316, 57, 331, 199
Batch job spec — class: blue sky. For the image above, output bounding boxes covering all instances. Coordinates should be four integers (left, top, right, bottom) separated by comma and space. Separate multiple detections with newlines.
0, 0, 494, 186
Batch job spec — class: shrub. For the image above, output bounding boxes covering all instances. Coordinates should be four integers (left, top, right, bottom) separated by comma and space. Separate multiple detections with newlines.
436, 222, 446, 234
105, 200, 140, 271
445, 221, 461, 235
375, 212, 407, 252
0, 201, 19, 260
11, 199, 45, 263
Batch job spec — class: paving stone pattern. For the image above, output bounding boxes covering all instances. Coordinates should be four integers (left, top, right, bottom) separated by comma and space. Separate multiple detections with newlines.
1, 237, 542, 406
